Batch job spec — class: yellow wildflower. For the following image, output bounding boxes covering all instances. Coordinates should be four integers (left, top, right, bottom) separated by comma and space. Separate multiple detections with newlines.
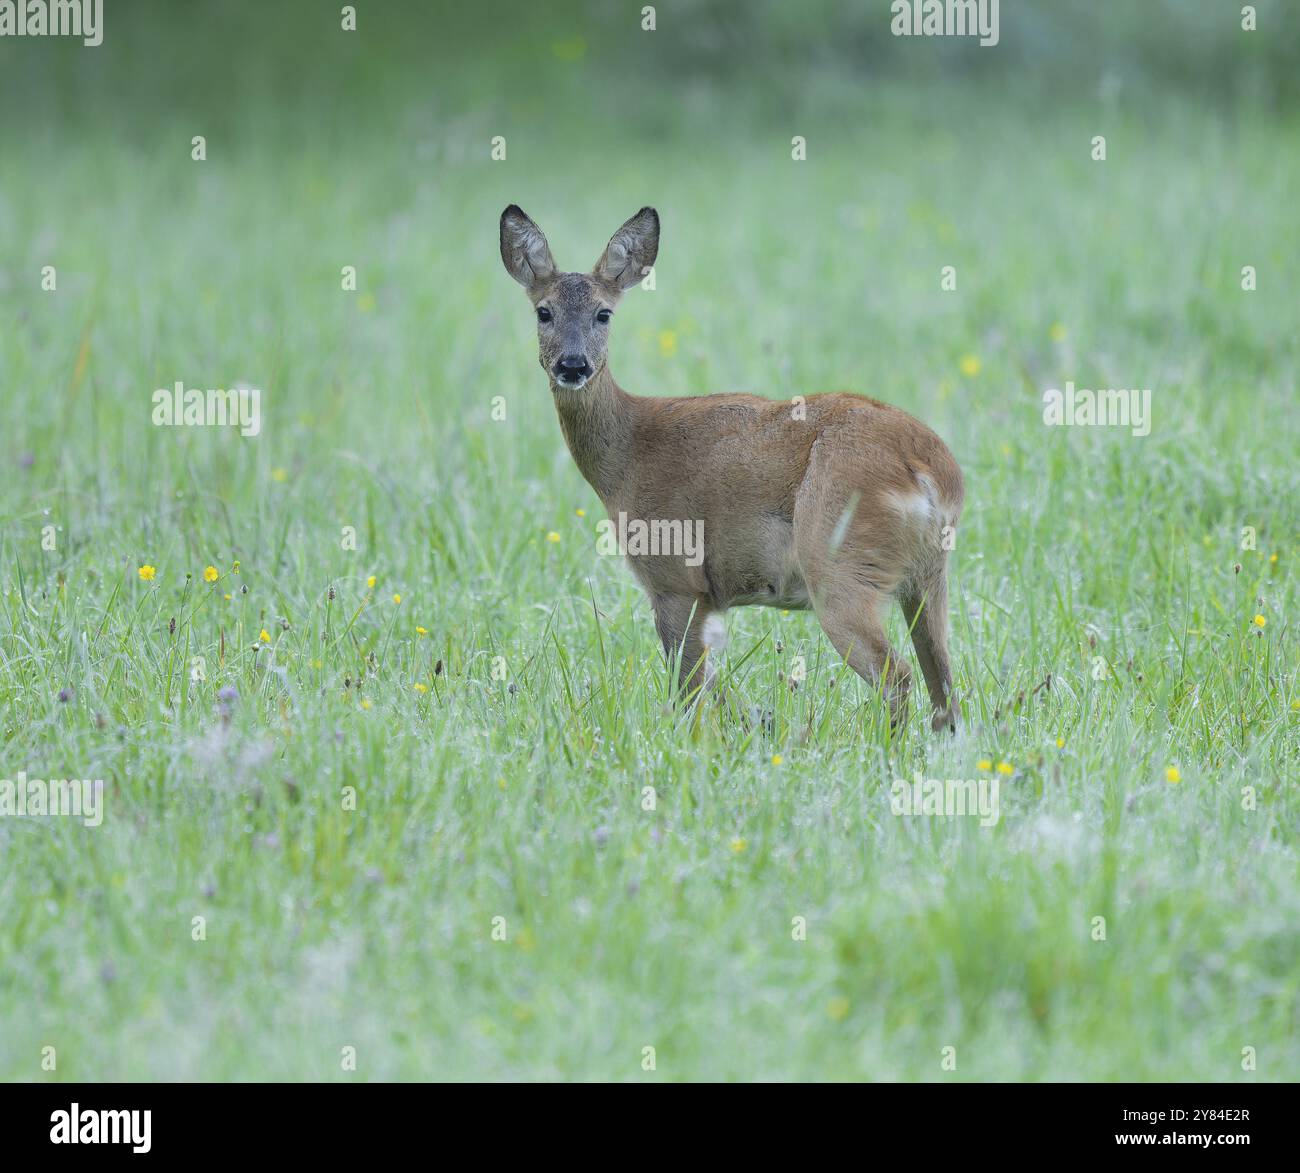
137, 564, 156, 581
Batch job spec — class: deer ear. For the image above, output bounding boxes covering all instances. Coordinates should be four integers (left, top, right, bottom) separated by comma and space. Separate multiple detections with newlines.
500, 205, 557, 289
593, 207, 658, 292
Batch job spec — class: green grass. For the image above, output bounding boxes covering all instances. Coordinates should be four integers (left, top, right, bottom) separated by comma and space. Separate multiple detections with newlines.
1, 3, 1297, 1080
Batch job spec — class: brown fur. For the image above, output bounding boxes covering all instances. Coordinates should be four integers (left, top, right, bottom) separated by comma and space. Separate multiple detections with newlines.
500, 205, 964, 731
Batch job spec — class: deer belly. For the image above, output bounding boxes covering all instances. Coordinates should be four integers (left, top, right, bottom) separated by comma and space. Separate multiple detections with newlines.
711, 517, 810, 610
722, 572, 810, 610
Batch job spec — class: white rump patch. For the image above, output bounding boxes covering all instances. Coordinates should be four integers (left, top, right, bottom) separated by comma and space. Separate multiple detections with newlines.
884, 488, 937, 523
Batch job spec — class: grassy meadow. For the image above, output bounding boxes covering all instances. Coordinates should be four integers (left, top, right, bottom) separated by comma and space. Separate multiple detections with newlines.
0, 2, 1297, 1080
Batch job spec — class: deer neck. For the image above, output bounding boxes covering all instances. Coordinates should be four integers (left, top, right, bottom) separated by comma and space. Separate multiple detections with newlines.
551, 363, 636, 503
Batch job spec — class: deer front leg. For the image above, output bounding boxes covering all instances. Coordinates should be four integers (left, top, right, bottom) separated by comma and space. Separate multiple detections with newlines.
650, 592, 718, 702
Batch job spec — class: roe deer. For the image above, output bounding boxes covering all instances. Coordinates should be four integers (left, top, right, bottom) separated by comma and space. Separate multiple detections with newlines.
499, 205, 964, 731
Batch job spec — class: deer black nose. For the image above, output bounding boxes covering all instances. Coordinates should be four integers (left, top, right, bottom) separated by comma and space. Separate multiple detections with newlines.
555, 354, 592, 381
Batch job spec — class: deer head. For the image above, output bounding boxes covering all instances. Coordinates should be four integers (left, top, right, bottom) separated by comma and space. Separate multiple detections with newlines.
500, 205, 659, 391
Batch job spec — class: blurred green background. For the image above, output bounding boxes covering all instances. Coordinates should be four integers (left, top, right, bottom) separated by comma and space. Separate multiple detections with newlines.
0, 2, 1296, 1081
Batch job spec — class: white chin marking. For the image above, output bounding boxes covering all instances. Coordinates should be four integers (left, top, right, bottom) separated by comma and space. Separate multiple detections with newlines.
557, 376, 588, 390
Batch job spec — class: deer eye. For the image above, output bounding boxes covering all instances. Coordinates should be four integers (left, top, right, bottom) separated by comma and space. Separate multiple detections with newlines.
536, 306, 552, 323
595, 309, 612, 324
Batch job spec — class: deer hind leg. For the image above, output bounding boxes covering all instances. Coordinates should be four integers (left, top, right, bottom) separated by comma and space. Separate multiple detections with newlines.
650, 592, 718, 702
794, 486, 912, 728
901, 569, 960, 733
809, 575, 913, 728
